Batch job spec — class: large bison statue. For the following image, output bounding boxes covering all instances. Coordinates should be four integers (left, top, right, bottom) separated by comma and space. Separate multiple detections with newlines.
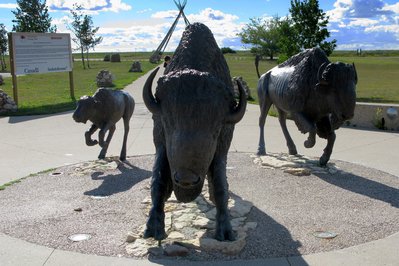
73, 88, 135, 161
143, 23, 247, 241
257, 48, 357, 166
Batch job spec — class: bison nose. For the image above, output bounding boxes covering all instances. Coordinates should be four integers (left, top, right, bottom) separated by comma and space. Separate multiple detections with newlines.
174, 171, 201, 188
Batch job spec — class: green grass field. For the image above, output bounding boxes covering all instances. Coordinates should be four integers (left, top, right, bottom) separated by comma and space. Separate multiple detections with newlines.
0, 50, 398, 116
0, 57, 154, 115
225, 51, 399, 104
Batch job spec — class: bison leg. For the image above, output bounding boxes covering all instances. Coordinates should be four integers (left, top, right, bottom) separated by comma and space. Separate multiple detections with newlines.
277, 108, 297, 155
144, 146, 172, 240
98, 124, 115, 159
257, 98, 272, 155
120, 96, 135, 161
320, 131, 336, 166
208, 155, 235, 241
85, 124, 98, 146
120, 116, 131, 161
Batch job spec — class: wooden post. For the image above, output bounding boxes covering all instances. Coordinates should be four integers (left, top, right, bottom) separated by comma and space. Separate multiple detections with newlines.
7, 33, 18, 106
69, 71, 75, 100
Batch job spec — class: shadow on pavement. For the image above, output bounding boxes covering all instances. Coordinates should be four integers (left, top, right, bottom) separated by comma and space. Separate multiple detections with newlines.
7, 110, 74, 124
314, 169, 399, 208
84, 162, 152, 197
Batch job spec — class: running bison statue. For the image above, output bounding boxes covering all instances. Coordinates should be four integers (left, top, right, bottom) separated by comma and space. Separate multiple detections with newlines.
73, 88, 135, 161
256, 48, 357, 166
143, 23, 247, 241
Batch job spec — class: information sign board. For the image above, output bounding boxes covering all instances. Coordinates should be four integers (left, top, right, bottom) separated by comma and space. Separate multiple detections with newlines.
10, 32, 73, 75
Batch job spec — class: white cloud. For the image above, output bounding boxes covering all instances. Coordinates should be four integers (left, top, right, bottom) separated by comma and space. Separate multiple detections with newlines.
382, 2, 399, 13
327, 0, 399, 49
327, 0, 352, 22
89, 8, 244, 52
151, 10, 179, 19
348, 18, 379, 27
0, 3, 17, 9
137, 8, 152, 14
47, 0, 131, 12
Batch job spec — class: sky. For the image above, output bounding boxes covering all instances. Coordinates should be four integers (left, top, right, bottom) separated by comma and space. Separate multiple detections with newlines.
0, 0, 398, 52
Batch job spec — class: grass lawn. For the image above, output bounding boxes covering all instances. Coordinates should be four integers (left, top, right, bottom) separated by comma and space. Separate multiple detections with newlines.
0, 50, 398, 116
0, 58, 154, 115
225, 51, 399, 104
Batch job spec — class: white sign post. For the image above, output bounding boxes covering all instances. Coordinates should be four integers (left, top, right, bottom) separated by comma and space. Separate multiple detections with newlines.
8, 32, 74, 106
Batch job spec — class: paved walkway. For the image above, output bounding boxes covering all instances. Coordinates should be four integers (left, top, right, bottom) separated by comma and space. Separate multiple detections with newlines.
0, 67, 398, 265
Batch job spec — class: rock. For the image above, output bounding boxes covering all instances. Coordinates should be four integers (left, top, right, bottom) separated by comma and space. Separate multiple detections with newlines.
126, 231, 141, 243
168, 231, 185, 240
164, 244, 189, 257
126, 238, 152, 256
199, 229, 247, 255
110, 53, 121, 62
283, 167, 312, 176
129, 61, 143, 72
243, 222, 257, 230
230, 199, 253, 218
260, 155, 298, 168
96, 70, 114, 87
73, 207, 82, 212
192, 216, 213, 229
0, 90, 17, 113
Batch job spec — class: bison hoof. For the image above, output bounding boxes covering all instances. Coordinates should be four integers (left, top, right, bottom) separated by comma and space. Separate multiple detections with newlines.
143, 227, 167, 240
288, 148, 298, 155
256, 147, 266, 156
144, 209, 167, 240
304, 139, 315, 148
215, 222, 235, 241
86, 139, 98, 146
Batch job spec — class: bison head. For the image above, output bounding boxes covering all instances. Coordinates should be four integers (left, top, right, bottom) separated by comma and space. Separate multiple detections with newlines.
144, 67, 246, 202
316, 62, 357, 128
73, 96, 98, 124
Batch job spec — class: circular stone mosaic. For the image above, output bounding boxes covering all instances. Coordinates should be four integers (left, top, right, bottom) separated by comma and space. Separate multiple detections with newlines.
0, 153, 398, 261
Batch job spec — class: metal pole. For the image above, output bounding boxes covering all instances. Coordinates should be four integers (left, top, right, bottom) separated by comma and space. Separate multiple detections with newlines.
69, 71, 75, 100
7, 33, 18, 106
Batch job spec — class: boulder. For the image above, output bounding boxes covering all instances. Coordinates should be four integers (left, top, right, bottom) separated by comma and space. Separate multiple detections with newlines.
96, 70, 114, 87
110, 53, 121, 62
129, 61, 143, 72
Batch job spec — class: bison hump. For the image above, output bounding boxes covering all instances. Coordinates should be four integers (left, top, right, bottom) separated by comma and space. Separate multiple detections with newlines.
166, 23, 232, 89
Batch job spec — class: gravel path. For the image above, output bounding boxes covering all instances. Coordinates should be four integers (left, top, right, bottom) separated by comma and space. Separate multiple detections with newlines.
0, 153, 398, 261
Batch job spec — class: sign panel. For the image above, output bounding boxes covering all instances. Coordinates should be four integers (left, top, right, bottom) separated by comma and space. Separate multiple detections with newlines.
11, 32, 73, 75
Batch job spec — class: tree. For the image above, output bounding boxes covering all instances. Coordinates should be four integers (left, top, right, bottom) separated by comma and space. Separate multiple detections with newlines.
289, 0, 336, 55
238, 17, 281, 60
12, 0, 56, 32
0, 24, 7, 71
275, 17, 300, 62
68, 5, 102, 69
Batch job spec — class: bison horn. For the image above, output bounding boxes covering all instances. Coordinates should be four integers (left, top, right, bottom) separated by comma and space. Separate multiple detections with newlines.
226, 80, 247, 124
143, 67, 161, 115
352, 63, 358, 84
317, 62, 328, 86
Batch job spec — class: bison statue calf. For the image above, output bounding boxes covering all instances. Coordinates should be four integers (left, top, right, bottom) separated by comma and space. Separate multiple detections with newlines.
143, 23, 247, 241
73, 88, 135, 161
257, 48, 357, 166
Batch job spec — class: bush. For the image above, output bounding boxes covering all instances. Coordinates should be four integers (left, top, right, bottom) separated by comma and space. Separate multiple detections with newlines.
221, 47, 236, 54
